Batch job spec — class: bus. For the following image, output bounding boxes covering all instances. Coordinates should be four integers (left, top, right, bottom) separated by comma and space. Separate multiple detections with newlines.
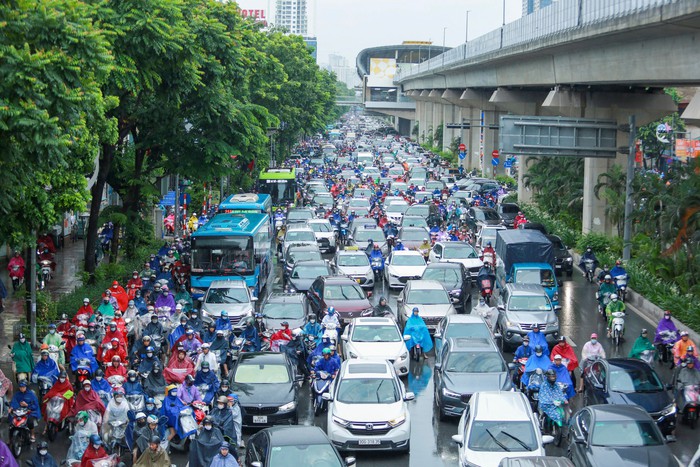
217, 193, 272, 216
190, 213, 272, 298
256, 168, 297, 207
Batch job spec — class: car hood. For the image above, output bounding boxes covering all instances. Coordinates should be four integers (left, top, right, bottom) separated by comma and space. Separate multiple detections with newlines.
288, 277, 315, 292
265, 317, 306, 332
347, 341, 406, 359
404, 302, 455, 318
508, 311, 556, 325
332, 400, 405, 423
313, 232, 335, 239
233, 381, 295, 406
606, 389, 672, 413
443, 258, 483, 269
202, 303, 253, 318
326, 298, 371, 313
467, 449, 542, 467
587, 445, 673, 467
387, 265, 426, 276
443, 370, 510, 394
338, 265, 372, 276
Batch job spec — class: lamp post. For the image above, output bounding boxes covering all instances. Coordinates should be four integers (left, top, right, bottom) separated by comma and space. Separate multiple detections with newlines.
442, 27, 447, 66
465, 10, 470, 43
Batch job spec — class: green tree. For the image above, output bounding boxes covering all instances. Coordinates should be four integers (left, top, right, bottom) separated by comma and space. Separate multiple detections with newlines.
523, 157, 584, 231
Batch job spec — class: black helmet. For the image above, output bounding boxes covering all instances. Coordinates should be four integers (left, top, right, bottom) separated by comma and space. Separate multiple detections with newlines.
95, 369, 104, 377
203, 416, 213, 425
545, 369, 556, 377
38, 441, 49, 450
59, 370, 68, 379
534, 345, 543, 353
150, 435, 161, 444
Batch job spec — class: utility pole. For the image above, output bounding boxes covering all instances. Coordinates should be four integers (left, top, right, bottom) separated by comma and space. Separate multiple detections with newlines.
465, 11, 470, 43
174, 174, 180, 239
623, 115, 636, 261
29, 232, 37, 347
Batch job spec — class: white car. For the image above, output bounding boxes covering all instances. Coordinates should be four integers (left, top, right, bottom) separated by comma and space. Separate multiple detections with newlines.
452, 391, 553, 467
385, 201, 409, 224
396, 280, 457, 331
333, 250, 374, 289
200, 280, 257, 325
282, 225, 317, 258
325, 359, 413, 453
307, 218, 337, 253
476, 225, 507, 252
429, 241, 484, 281
384, 250, 427, 289
341, 317, 409, 376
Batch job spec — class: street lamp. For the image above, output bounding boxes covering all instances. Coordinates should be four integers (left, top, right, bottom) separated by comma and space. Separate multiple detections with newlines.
442, 27, 447, 66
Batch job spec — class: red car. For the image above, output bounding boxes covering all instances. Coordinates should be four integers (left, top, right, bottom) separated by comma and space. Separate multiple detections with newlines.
306, 275, 373, 325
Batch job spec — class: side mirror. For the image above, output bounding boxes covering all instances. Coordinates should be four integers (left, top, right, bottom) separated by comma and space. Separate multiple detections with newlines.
666, 383, 674, 391
593, 382, 604, 390
251, 462, 263, 467
341, 335, 348, 341
435, 254, 442, 259
451, 434, 464, 447
665, 435, 677, 443
507, 362, 517, 372
251, 297, 258, 302
321, 392, 332, 401
542, 434, 555, 445
294, 374, 305, 382
497, 306, 506, 312
366, 291, 373, 298
345, 456, 357, 467
558, 280, 563, 287
434, 332, 442, 339
574, 434, 587, 445
403, 335, 411, 341
404, 392, 416, 401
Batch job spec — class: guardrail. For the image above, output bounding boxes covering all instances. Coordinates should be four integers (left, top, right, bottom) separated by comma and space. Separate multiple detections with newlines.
395, 0, 681, 82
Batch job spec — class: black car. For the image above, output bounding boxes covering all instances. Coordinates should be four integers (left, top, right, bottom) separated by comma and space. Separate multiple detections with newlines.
286, 207, 316, 224
496, 203, 520, 228
519, 222, 548, 234
421, 262, 472, 312
567, 405, 675, 467
285, 259, 335, 294
246, 426, 355, 467
581, 358, 676, 435
547, 234, 573, 277
433, 337, 512, 419
283, 244, 323, 278
465, 207, 502, 231
259, 292, 309, 332
229, 352, 303, 427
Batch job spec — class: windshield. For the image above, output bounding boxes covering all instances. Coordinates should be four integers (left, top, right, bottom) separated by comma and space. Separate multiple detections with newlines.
400, 229, 427, 241
443, 244, 478, 259
269, 444, 342, 467
286, 231, 316, 242
445, 351, 506, 373
234, 363, 290, 384
338, 254, 370, 267
287, 211, 314, 222
426, 182, 444, 190
257, 179, 295, 204
389, 168, 404, 175
591, 420, 664, 447
351, 325, 401, 342
262, 303, 305, 320
309, 223, 332, 233
609, 367, 664, 392
407, 288, 450, 305
445, 324, 492, 340
287, 249, 322, 264
205, 287, 250, 304
324, 284, 365, 300
313, 195, 334, 206
391, 255, 426, 267
515, 269, 556, 288
336, 378, 400, 404
191, 236, 254, 274
405, 205, 429, 217
349, 199, 370, 208
501, 204, 520, 214
508, 295, 552, 311
354, 189, 372, 198
468, 421, 538, 452
475, 210, 500, 221
392, 183, 408, 191
354, 230, 384, 243
292, 264, 330, 279
402, 218, 428, 229
423, 267, 461, 286
387, 204, 409, 214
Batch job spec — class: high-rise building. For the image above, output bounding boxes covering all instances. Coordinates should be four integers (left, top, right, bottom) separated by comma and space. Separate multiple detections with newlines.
275, 0, 308, 35
522, 0, 554, 16
327, 54, 359, 88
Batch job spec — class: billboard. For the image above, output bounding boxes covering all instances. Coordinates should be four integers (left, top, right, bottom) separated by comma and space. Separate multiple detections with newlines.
236, 0, 270, 26
676, 139, 700, 160
367, 58, 397, 88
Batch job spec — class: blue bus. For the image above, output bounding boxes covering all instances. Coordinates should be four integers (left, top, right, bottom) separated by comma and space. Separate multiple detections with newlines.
217, 193, 272, 216
190, 213, 272, 298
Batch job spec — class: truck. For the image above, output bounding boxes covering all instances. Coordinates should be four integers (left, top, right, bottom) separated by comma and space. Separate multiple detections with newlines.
494, 229, 561, 310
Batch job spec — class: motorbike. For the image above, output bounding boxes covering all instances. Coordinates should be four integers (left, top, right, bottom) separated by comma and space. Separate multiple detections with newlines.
97, 389, 112, 409
9, 407, 31, 457
615, 274, 629, 302
312, 371, 332, 416
596, 291, 611, 319
9, 264, 24, 291
322, 322, 339, 344
404, 334, 423, 361
679, 384, 700, 429
36, 376, 53, 401
304, 334, 317, 353
610, 311, 626, 347
583, 259, 596, 283
481, 251, 494, 267
75, 358, 93, 386
538, 397, 569, 447
479, 277, 494, 304
524, 369, 544, 411
39, 259, 53, 290
338, 222, 349, 247
169, 405, 199, 452
125, 393, 145, 412
370, 256, 384, 282
639, 349, 656, 367
512, 357, 529, 388
260, 331, 272, 352
656, 329, 679, 367
105, 418, 129, 458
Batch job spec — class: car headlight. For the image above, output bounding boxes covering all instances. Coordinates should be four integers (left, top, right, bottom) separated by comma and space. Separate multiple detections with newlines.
660, 403, 676, 417
348, 352, 358, 359
278, 401, 296, 412
449, 289, 461, 296
332, 415, 350, 427
552, 292, 559, 302
191, 288, 206, 296
388, 415, 406, 427
442, 388, 461, 398
566, 258, 573, 263
397, 352, 408, 362
285, 284, 297, 293
248, 286, 256, 298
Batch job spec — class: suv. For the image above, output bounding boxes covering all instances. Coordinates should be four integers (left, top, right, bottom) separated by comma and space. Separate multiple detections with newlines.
282, 224, 317, 258
397, 280, 457, 332
495, 284, 559, 351
259, 292, 309, 332
200, 279, 257, 325
496, 203, 520, 228
333, 250, 374, 289
325, 359, 413, 453
452, 391, 553, 466
547, 234, 573, 277
246, 426, 354, 467
341, 317, 410, 376
434, 315, 497, 362
421, 262, 472, 312
286, 207, 316, 225
465, 207, 503, 231
306, 275, 373, 325
307, 218, 337, 253
283, 244, 322, 279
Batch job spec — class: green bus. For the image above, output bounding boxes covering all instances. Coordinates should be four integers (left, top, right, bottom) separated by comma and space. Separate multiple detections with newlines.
256, 168, 297, 207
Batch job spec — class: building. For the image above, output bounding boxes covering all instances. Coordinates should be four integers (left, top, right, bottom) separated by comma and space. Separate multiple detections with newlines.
304, 36, 318, 60
275, 0, 308, 35
522, 0, 554, 16
327, 54, 359, 89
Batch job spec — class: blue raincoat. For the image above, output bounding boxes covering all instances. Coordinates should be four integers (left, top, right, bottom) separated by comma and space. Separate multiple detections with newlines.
123, 379, 145, 396
133, 296, 148, 314
138, 356, 159, 374
10, 389, 40, 419
91, 377, 113, 396
525, 330, 549, 356
522, 353, 551, 386
403, 315, 433, 353
215, 317, 232, 334
307, 340, 331, 367
241, 325, 260, 352
303, 322, 323, 339
549, 363, 575, 399
538, 380, 567, 424
168, 324, 187, 349
32, 357, 59, 384
70, 343, 98, 373
194, 370, 220, 405
161, 394, 186, 434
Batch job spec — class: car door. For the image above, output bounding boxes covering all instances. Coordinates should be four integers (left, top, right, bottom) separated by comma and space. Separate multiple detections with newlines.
434, 317, 447, 360
586, 361, 608, 405
570, 408, 592, 467
396, 285, 407, 327
307, 278, 323, 314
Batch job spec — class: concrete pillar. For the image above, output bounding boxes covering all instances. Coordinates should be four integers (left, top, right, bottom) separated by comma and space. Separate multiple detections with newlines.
468, 107, 481, 171
482, 110, 500, 178
442, 103, 456, 151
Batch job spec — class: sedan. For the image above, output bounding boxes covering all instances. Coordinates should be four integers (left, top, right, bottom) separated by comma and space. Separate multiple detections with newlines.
286, 260, 335, 294
385, 201, 409, 224
341, 317, 410, 376
396, 279, 457, 331
465, 207, 503, 231
429, 242, 483, 281
307, 275, 374, 325
333, 250, 374, 289
547, 234, 574, 277
284, 245, 323, 278
421, 262, 472, 312
581, 358, 676, 435
246, 426, 355, 467
384, 251, 427, 289
397, 226, 430, 251
567, 405, 676, 467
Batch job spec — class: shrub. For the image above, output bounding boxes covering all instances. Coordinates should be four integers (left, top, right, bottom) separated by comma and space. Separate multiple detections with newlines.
521, 204, 580, 247
502, 193, 518, 204
495, 175, 516, 188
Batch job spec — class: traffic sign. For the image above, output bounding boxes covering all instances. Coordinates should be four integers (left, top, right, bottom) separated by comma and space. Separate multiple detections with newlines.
459, 151, 466, 160
503, 160, 513, 168
458, 143, 466, 151
492, 150, 499, 158
492, 158, 499, 166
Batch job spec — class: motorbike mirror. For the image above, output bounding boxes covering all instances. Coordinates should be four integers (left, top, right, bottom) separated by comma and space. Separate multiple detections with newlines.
451, 434, 464, 447
251, 462, 263, 467
665, 383, 674, 391
433, 332, 442, 338
507, 362, 517, 372
294, 374, 305, 383
366, 291, 373, 298
593, 382, 604, 390
403, 335, 411, 341
493, 332, 502, 339
403, 392, 415, 401
542, 434, 555, 445
345, 456, 357, 467
321, 392, 332, 401
558, 280, 563, 287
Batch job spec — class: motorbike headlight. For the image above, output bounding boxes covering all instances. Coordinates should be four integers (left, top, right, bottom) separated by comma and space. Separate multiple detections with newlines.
566, 258, 573, 263
449, 289, 461, 296
442, 388, 461, 398
333, 415, 350, 427
660, 403, 676, 417
278, 401, 296, 412
388, 415, 406, 427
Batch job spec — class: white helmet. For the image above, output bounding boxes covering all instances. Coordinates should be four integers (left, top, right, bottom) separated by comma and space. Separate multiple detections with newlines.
611, 293, 619, 301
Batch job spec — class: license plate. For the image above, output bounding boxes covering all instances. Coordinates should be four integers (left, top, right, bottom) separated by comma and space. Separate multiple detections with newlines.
358, 439, 380, 445
253, 416, 267, 424
355, 278, 362, 283
555, 264, 562, 269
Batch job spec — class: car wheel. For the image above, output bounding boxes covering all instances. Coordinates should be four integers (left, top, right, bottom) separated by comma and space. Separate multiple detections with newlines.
566, 269, 573, 278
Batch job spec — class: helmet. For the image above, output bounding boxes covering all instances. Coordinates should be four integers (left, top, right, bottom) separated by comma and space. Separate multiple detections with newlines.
150, 435, 161, 444
95, 369, 104, 377
77, 411, 90, 422
218, 395, 228, 404
113, 387, 125, 396
604, 274, 612, 280
203, 416, 213, 425
374, 243, 380, 249
166, 384, 178, 395
611, 293, 618, 301
327, 307, 335, 315
89, 434, 102, 445
146, 397, 155, 404
48, 323, 56, 330
486, 241, 492, 247
59, 370, 68, 379
128, 370, 138, 378
146, 346, 155, 353
412, 307, 419, 313
322, 348, 331, 355
281, 321, 289, 327
534, 345, 544, 353
38, 440, 49, 450
308, 313, 316, 320
147, 414, 158, 424
185, 375, 195, 382
201, 361, 210, 369
135, 412, 147, 420
40, 343, 49, 351
545, 369, 556, 378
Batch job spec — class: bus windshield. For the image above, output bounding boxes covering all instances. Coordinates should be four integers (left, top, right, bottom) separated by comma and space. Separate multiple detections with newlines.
257, 179, 295, 205
191, 236, 254, 274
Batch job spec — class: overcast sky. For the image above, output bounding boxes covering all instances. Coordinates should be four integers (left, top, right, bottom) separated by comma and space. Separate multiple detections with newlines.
313, 0, 524, 66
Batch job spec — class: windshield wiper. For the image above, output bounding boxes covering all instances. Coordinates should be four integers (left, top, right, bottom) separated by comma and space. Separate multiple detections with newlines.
485, 429, 511, 452
499, 431, 531, 451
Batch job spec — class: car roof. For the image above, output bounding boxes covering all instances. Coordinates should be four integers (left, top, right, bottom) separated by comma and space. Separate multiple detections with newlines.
505, 283, 548, 295
286, 224, 314, 231
341, 359, 392, 377
209, 280, 247, 288
336, 250, 367, 256
587, 404, 653, 422
447, 337, 498, 351
425, 261, 463, 270
264, 426, 333, 446
406, 279, 444, 290
391, 250, 423, 256
264, 292, 305, 304
287, 244, 321, 253
472, 391, 531, 421
238, 351, 288, 364
445, 314, 489, 325
352, 317, 396, 326
322, 275, 359, 285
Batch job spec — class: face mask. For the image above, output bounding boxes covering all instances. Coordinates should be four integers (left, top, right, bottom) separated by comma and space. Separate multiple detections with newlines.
217, 404, 225, 409
535, 352, 543, 357
133, 275, 138, 279
50, 329, 55, 334
115, 396, 123, 403
665, 316, 671, 320
59, 377, 66, 383
164, 292, 169, 297
146, 404, 155, 411
153, 368, 160, 373
84, 387, 91, 392
147, 353, 153, 358
204, 425, 212, 431
137, 420, 146, 425
79, 420, 86, 426
202, 368, 210, 373
93, 443, 100, 449
20, 338, 26, 343
591, 339, 597, 344
96, 376, 102, 381
129, 377, 136, 382
40, 449, 48, 456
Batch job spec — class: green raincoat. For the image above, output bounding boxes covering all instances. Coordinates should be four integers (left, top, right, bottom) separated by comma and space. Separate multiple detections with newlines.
629, 336, 656, 359
11, 340, 35, 374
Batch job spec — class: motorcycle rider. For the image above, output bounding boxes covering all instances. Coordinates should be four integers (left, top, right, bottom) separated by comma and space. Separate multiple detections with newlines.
144, 314, 164, 342
629, 329, 657, 360
74, 298, 95, 325
538, 369, 568, 426
91, 369, 112, 403
578, 246, 598, 276
181, 328, 203, 354
403, 307, 433, 358
476, 262, 496, 292
313, 348, 340, 380
549, 354, 575, 400
81, 434, 108, 467
101, 321, 125, 353
513, 211, 527, 229
610, 259, 627, 280
70, 334, 98, 375
124, 370, 145, 397
11, 333, 35, 383
654, 310, 680, 363
302, 313, 323, 339
96, 294, 116, 318
597, 264, 611, 283
186, 309, 204, 335
42, 323, 65, 370
481, 241, 495, 259
674, 357, 700, 418
597, 275, 616, 309
140, 262, 155, 281
154, 285, 176, 315
134, 435, 171, 467
372, 297, 393, 318
41, 370, 74, 429
321, 307, 341, 339
105, 356, 127, 385
210, 442, 240, 467
164, 348, 195, 385
66, 411, 98, 464
215, 311, 233, 335
7, 251, 26, 291
177, 375, 202, 405
194, 361, 220, 405
210, 396, 236, 443
605, 293, 626, 336
68, 379, 106, 421
127, 271, 143, 296
241, 318, 261, 352
30, 440, 58, 467
138, 346, 159, 374
578, 333, 606, 392
393, 239, 406, 251
369, 243, 385, 268
102, 386, 130, 443
209, 330, 230, 377
673, 331, 698, 367
10, 380, 40, 442
202, 322, 218, 344
513, 336, 533, 361
525, 324, 549, 356
33, 347, 60, 387
522, 345, 551, 387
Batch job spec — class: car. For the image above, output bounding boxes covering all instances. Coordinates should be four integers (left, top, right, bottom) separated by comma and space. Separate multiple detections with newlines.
580, 358, 676, 435
341, 317, 410, 376
426, 180, 446, 191
348, 224, 387, 256
434, 338, 513, 418
567, 405, 676, 467
346, 198, 370, 212
546, 234, 573, 277
325, 359, 414, 453
495, 284, 559, 351
283, 244, 323, 278
311, 193, 335, 212
245, 426, 356, 467
352, 188, 373, 199
333, 250, 374, 289
307, 218, 337, 253
434, 314, 498, 362
285, 260, 335, 294
498, 458, 574, 467
282, 225, 317, 258
399, 215, 429, 230
497, 203, 520, 228
385, 201, 409, 224
384, 250, 427, 289
259, 292, 309, 332
286, 207, 316, 224
396, 279, 457, 331
306, 275, 373, 325
404, 204, 430, 218
200, 279, 257, 324
465, 206, 503, 231
476, 225, 507, 252
429, 241, 484, 281
519, 222, 548, 235
397, 226, 430, 250
421, 262, 473, 312
452, 391, 553, 467
229, 352, 303, 427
